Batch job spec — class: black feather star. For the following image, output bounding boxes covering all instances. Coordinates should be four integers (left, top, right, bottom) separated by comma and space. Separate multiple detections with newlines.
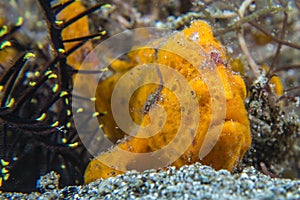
0, 0, 108, 192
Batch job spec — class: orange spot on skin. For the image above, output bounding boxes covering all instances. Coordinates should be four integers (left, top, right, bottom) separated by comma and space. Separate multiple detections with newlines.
262, 64, 284, 96
252, 31, 273, 46
270, 76, 284, 96
84, 20, 251, 184
230, 58, 245, 76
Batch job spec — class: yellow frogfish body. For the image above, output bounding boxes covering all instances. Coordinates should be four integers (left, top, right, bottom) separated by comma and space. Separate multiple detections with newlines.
84, 20, 251, 183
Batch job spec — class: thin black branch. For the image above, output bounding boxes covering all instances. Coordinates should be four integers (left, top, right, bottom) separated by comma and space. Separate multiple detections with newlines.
62, 32, 104, 43
6, 58, 59, 115
61, 3, 108, 29
52, 0, 75, 15
0, 52, 27, 107
64, 40, 88, 57
271, 64, 300, 74
284, 86, 300, 93
249, 21, 300, 51
0, 24, 22, 44
269, 2, 288, 71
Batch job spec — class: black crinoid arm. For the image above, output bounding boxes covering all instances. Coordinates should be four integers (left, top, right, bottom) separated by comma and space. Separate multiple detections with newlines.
0, 0, 107, 192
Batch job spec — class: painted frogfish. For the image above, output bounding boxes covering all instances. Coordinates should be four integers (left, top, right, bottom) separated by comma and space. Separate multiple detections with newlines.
84, 20, 251, 183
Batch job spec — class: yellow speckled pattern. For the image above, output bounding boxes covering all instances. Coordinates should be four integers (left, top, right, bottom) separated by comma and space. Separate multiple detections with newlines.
84, 21, 251, 183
